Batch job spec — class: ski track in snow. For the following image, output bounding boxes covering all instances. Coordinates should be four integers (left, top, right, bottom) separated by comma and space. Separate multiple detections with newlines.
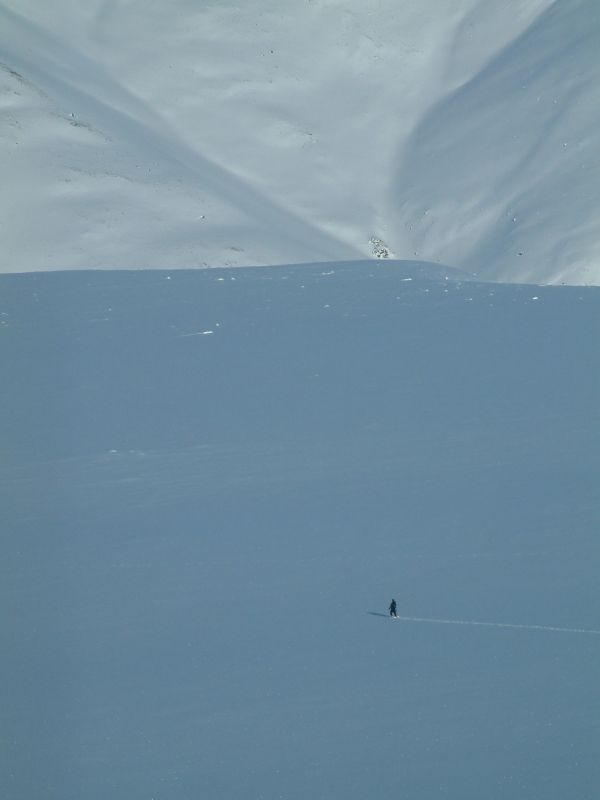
393, 615, 600, 636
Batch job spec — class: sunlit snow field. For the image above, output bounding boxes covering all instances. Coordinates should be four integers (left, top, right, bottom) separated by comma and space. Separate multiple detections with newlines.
2, 262, 599, 799
1, 0, 600, 283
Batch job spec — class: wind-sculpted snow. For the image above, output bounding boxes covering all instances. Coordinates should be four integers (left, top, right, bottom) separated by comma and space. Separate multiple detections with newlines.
2, 263, 600, 799
1, 0, 599, 282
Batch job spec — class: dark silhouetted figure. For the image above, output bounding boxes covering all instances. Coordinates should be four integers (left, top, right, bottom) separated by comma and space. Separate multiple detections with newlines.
389, 598, 397, 617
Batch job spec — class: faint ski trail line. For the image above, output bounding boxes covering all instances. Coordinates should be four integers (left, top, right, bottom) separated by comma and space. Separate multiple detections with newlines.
395, 615, 600, 636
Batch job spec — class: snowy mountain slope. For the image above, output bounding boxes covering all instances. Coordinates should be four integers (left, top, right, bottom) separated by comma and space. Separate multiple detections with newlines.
1, 0, 599, 283
0, 3, 360, 269
2, 263, 600, 798
391, 0, 600, 285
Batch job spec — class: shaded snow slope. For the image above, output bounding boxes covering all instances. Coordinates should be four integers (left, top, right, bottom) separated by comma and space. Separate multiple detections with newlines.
0, 0, 599, 283
2, 264, 600, 798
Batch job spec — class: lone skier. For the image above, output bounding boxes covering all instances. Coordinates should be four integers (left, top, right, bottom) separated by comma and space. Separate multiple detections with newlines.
389, 598, 397, 617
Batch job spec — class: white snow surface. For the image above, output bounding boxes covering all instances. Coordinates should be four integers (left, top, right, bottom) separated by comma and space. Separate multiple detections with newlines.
2, 262, 600, 798
1, 0, 599, 284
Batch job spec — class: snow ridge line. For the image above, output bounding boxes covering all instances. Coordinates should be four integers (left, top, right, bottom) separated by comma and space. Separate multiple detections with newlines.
396, 616, 600, 636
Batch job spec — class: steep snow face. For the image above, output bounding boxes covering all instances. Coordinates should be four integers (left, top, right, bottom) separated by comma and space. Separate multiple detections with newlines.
0, 0, 598, 283
392, 0, 600, 286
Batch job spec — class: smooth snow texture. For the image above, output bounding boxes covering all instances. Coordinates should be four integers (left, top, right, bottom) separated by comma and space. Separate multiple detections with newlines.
2, 263, 600, 799
1, 0, 599, 283
395, 616, 600, 636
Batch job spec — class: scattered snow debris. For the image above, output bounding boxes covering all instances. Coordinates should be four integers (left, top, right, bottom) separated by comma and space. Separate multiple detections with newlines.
370, 237, 392, 259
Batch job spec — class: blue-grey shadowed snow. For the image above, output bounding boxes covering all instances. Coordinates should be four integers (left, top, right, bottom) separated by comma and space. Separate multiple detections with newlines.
1, 261, 600, 800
